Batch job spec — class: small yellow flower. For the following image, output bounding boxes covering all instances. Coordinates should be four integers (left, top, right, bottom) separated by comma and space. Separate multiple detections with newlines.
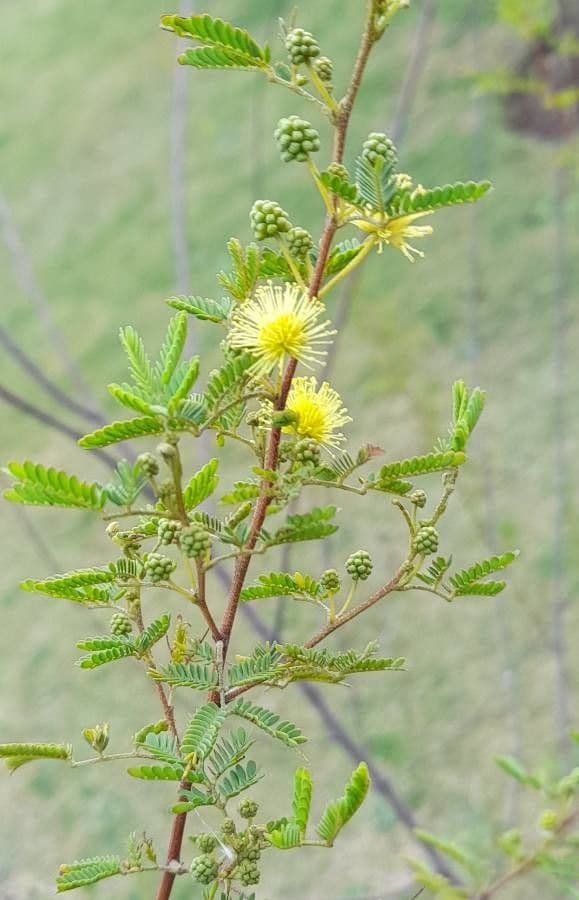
228, 282, 335, 376
353, 209, 433, 262
284, 377, 351, 448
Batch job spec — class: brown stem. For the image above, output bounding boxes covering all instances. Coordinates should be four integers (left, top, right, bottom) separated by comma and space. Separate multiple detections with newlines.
157, 8, 382, 898
196, 559, 222, 643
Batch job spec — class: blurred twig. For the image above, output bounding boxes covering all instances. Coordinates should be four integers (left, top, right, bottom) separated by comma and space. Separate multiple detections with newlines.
0, 190, 95, 402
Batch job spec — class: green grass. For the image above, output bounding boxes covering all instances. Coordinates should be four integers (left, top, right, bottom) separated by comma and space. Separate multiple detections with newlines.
1, 1, 578, 898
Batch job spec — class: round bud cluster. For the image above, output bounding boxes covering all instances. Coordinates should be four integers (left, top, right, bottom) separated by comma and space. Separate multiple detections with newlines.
157, 518, 182, 545
250, 200, 291, 241
144, 552, 176, 583
326, 162, 350, 181
196, 833, 217, 853
285, 28, 320, 65
239, 799, 259, 819
314, 56, 333, 83
239, 858, 260, 886
345, 550, 373, 581
157, 441, 177, 464
110, 611, 133, 636
158, 479, 177, 510
539, 810, 558, 832
321, 568, 341, 595
287, 226, 313, 259
293, 438, 321, 467
414, 525, 439, 556
362, 132, 398, 169
190, 853, 218, 885
394, 172, 413, 191
243, 847, 261, 862
180, 523, 211, 560
221, 818, 236, 836
274, 116, 320, 163
137, 452, 159, 477
409, 490, 427, 509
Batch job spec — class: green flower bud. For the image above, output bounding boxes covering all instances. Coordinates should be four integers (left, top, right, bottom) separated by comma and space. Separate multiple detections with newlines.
221, 818, 236, 836
157, 517, 182, 545
144, 552, 176, 583
239, 858, 260, 886
190, 853, 218, 885
82, 722, 109, 754
196, 833, 217, 853
409, 489, 427, 508
313, 56, 333, 82
271, 409, 299, 428
414, 525, 439, 556
227, 501, 253, 529
285, 27, 320, 65
326, 162, 350, 181
362, 132, 398, 169
539, 809, 558, 831
156, 441, 177, 463
180, 523, 211, 560
239, 799, 259, 819
345, 550, 373, 581
250, 200, 292, 241
137, 452, 159, 477
110, 611, 133, 636
293, 438, 320, 467
274, 115, 320, 163
321, 568, 341, 595
287, 226, 314, 259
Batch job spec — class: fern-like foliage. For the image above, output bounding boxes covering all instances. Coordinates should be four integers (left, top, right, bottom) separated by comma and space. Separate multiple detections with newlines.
167, 295, 233, 323
387, 180, 492, 217
258, 248, 295, 280
442, 380, 486, 452
149, 662, 218, 691
136, 731, 181, 765
56, 856, 122, 892
135, 614, 171, 653
0, 742, 72, 772
208, 728, 254, 779
228, 700, 307, 747
267, 821, 303, 850
449, 551, 519, 590
204, 353, 254, 416
452, 581, 506, 597
239, 571, 321, 604
374, 449, 466, 484
319, 171, 360, 204
76, 639, 136, 670
316, 762, 370, 846
292, 768, 313, 834
3, 462, 105, 510
126, 763, 185, 781
268, 506, 338, 546
227, 644, 282, 688
219, 760, 262, 799
79, 417, 163, 449
323, 239, 363, 276
161, 14, 268, 63
20, 568, 116, 604
355, 155, 398, 213
276, 643, 405, 685
104, 459, 148, 508
217, 239, 261, 301
183, 458, 219, 509
181, 702, 227, 761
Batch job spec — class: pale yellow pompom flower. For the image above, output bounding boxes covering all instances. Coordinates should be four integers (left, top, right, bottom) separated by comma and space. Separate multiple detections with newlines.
228, 282, 335, 376
353, 209, 433, 262
283, 377, 351, 448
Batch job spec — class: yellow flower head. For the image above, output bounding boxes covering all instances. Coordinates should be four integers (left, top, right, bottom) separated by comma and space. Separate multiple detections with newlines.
228, 282, 335, 376
284, 376, 351, 448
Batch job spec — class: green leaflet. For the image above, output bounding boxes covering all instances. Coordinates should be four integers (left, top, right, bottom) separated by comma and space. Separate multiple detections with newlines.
136, 731, 182, 765
119, 326, 156, 395
79, 417, 163, 449
167, 295, 233, 323
316, 762, 370, 845
217, 239, 261, 301
376, 450, 466, 481
239, 571, 321, 603
278, 643, 405, 684
388, 179, 492, 217
0, 742, 72, 772
228, 699, 307, 747
449, 551, 519, 590
161, 14, 267, 62
182, 458, 219, 509
452, 581, 506, 597
181, 702, 227, 760
268, 506, 338, 545
258, 248, 294, 280
355, 154, 398, 214
208, 729, 253, 779
20, 568, 115, 604
3, 461, 105, 510
135, 614, 171, 652
414, 829, 478, 875
76, 643, 136, 670
267, 821, 303, 850
319, 171, 359, 204
172, 785, 214, 814
127, 763, 184, 781
106, 383, 156, 416
323, 240, 363, 277
219, 760, 262, 799
178, 46, 263, 70
104, 459, 148, 507
220, 481, 261, 505
204, 353, 254, 411
158, 312, 188, 385
227, 644, 282, 688
56, 856, 122, 892
292, 768, 313, 834
149, 662, 218, 691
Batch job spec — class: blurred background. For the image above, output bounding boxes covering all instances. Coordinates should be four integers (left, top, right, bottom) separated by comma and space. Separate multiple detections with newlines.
1, 1, 578, 897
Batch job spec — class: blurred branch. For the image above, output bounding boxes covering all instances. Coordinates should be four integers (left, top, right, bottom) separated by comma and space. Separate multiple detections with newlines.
0, 325, 104, 426
0, 190, 95, 402
0, 382, 117, 472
